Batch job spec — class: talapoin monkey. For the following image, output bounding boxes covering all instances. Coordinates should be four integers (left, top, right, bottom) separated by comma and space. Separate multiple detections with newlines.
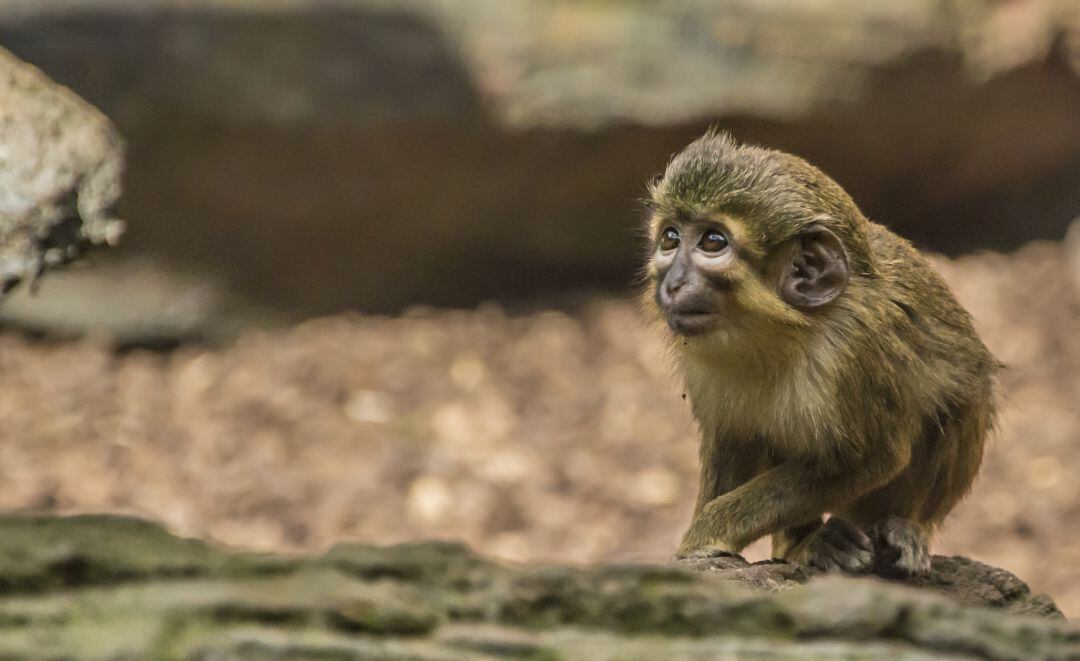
644, 132, 996, 575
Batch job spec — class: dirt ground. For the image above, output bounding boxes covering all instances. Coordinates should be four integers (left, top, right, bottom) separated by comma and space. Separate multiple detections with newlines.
0, 238, 1078, 616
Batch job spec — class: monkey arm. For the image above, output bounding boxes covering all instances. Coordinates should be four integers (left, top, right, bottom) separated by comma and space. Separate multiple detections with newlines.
678, 444, 911, 556
691, 439, 768, 519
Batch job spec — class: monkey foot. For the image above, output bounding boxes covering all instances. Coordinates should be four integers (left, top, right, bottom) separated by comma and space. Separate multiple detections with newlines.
791, 517, 873, 574
870, 516, 931, 577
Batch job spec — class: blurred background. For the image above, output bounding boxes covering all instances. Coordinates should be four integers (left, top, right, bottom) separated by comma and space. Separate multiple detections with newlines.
0, 0, 1078, 616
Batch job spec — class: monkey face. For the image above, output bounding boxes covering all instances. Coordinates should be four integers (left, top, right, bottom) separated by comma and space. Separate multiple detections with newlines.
645, 132, 859, 339
648, 212, 851, 339
650, 219, 739, 337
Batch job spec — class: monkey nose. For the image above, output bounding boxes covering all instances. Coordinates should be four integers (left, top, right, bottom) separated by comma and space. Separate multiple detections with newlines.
664, 277, 686, 297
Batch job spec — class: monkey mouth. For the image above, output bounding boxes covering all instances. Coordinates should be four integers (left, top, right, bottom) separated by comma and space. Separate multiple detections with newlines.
666, 309, 720, 336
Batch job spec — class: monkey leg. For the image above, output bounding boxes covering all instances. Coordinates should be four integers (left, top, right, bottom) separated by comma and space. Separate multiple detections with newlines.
843, 482, 933, 576
915, 400, 989, 526
843, 402, 989, 577
776, 518, 873, 573
869, 516, 930, 576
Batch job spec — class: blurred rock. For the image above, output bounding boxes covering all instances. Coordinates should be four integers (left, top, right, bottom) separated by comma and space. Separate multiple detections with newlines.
0, 258, 275, 347
0, 1, 1077, 316
0, 514, 1072, 659
0, 46, 124, 296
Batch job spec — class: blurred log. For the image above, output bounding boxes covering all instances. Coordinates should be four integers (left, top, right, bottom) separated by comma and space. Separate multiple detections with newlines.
0, 514, 1072, 659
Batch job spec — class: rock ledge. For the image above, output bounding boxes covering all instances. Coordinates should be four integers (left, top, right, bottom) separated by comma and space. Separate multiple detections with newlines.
0, 514, 1073, 660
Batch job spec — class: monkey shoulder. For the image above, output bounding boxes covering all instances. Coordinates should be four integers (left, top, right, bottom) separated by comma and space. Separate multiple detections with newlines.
861, 223, 975, 332
852, 222, 997, 387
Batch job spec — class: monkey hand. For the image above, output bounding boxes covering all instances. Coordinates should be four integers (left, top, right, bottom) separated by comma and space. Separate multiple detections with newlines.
672, 545, 749, 570
788, 518, 873, 574
870, 516, 931, 577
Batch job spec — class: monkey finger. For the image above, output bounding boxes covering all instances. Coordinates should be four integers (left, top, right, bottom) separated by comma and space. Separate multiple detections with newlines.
869, 517, 932, 577
825, 518, 873, 551
674, 546, 748, 563
813, 548, 868, 574
818, 526, 849, 550
839, 548, 874, 573
827, 542, 873, 573
801, 532, 873, 574
887, 537, 930, 575
819, 525, 863, 554
808, 555, 842, 573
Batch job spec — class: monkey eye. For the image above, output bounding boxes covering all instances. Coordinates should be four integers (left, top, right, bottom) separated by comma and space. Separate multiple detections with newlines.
659, 227, 680, 251
698, 229, 729, 253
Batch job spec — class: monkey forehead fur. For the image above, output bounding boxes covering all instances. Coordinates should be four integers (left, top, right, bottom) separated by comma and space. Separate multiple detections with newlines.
650, 130, 874, 275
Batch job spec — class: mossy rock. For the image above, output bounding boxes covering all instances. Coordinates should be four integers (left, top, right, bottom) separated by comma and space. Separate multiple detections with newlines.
0, 514, 1073, 660
0, 514, 288, 593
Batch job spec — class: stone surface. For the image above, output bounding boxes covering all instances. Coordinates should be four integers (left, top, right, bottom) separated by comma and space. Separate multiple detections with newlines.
0, 46, 124, 296
0, 514, 1074, 659
682, 553, 1065, 620
0, 1, 1076, 317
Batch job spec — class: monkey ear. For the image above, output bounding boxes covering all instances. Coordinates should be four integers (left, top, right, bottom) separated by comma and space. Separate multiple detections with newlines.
778, 225, 849, 310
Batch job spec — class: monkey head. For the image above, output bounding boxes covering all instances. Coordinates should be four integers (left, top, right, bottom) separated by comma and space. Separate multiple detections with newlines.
645, 132, 875, 340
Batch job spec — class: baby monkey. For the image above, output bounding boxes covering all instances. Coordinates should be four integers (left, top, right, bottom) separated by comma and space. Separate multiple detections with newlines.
644, 132, 997, 575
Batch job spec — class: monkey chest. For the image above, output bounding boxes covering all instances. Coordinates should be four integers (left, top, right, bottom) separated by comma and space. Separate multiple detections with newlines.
686, 369, 834, 452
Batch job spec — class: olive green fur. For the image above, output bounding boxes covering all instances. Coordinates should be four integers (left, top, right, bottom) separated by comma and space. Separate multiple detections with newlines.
644, 132, 998, 570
